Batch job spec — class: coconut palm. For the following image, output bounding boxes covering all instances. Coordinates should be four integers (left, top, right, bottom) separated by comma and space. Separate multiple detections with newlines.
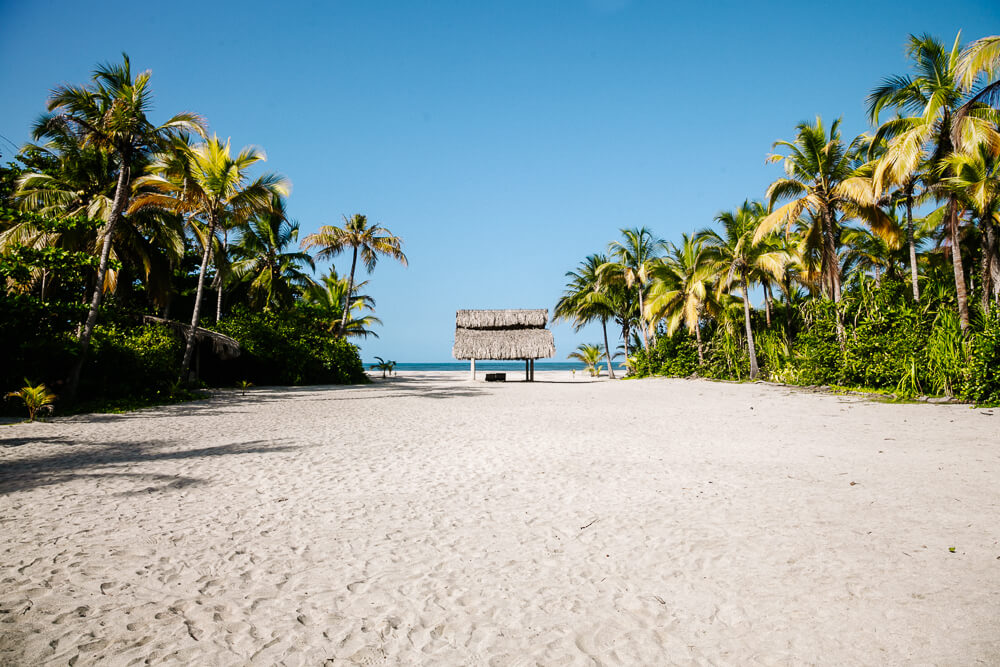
601, 227, 664, 352
301, 268, 381, 337
703, 201, 787, 379
553, 253, 617, 379
866, 33, 1000, 329
942, 144, 1000, 309
756, 116, 891, 304
644, 234, 716, 364
34, 53, 205, 395
230, 196, 315, 312
132, 135, 288, 381
568, 343, 604, 377
300, 214, 407, 337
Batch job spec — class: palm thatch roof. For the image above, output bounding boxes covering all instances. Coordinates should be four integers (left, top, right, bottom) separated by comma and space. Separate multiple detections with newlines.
456, 309, 548, 329
143, 316, 242, 360
453, 308, 555, 360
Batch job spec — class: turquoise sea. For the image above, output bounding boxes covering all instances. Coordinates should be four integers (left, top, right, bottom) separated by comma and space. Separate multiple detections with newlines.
365, 361, 588, 372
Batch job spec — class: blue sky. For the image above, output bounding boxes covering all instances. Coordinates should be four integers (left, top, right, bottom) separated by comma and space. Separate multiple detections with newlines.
2, 0, 998, 361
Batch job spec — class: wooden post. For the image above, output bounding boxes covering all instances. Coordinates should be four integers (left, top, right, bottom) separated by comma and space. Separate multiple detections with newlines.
530, 358, 535, 382
470, 358, 476, 381
524, 359, 529, 381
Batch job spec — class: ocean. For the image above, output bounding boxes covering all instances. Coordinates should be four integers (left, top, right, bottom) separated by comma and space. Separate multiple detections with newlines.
364, 361, 589, 372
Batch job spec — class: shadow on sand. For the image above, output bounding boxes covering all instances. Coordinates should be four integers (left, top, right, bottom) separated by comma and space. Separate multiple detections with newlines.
0, 438, 297, 495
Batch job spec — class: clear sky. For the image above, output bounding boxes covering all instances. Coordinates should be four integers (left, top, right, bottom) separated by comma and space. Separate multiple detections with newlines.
2, 0, 998, 361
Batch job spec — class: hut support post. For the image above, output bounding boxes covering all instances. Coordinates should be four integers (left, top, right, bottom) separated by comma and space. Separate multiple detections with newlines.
530, 358, 534, 382
470, 358, 476, 381
524, 359, 529, 381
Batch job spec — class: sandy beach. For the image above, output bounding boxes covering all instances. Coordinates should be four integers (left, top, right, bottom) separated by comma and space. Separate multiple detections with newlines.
1, 372, 998, 665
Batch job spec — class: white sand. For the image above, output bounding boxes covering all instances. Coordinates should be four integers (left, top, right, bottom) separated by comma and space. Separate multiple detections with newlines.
1, 372, 998, 665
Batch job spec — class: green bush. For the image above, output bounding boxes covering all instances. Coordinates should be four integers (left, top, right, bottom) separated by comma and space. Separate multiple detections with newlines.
630, 329, 699, 378
0, 293, 82, 411
962, 310, 1000, 406
213, 306, 367, 386
83, 322, 183, 401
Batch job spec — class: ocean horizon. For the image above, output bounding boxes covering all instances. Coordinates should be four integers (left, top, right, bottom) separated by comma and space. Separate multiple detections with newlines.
364, 361, 591, 372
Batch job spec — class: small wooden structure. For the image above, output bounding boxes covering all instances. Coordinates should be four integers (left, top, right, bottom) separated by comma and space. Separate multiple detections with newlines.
452, 309, 555, 381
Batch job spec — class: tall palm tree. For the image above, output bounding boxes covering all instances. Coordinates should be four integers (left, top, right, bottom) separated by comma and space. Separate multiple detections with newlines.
704, 201, 787, 379
554, 254, 617, 379
35, 53, 205, 395
756, 116, 891, 304
942, 144, 1000, 310
133, 136, 288, 381
866, 33, 997, 330
644, 234, 716, 364
230, 196, 315, 312
300, 214, 407, 337
601, 227, 664, 352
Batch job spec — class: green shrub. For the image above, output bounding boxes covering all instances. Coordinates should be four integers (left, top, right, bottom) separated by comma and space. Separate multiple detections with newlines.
84, 322, 184, 400
213, 306, 367, 386
962, 310, 1000, 406
630, 329, 699, 378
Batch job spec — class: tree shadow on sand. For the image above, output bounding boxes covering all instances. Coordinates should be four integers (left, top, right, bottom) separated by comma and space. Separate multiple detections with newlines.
0, 438, 298, 495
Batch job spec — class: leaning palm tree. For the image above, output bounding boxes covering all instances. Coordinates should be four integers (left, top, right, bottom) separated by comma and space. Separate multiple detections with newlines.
568, 343, 604, 377
230, 195, 315, 312
553, 254, 618, 379
300, 214, 407, 337
644, 234, 716, 364
35, 53, 206, 396
756, 116, 891, 304
703, 201, 787, 379
133, 136, 288, 381
601, 227, 664, 352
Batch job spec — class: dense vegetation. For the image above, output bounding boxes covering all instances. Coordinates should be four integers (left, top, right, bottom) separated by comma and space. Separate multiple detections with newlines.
1, 55, 406, 416
555, 33, 1000, 404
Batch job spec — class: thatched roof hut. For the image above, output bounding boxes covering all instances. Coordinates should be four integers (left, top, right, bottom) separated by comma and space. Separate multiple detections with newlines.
453, 309, 555, 363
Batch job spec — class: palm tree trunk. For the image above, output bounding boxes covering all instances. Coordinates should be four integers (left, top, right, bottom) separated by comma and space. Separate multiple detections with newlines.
601, 317, 616, 379
822, 207, 841, 303
948, 198, 970, 331
694, 318, 704, 365
216, 229, 228, 322
67, 156, 131, 399
338, 246, 359, 337
981, 216, 998, 313
180, 213, 217, 383
637, 287, 650, 351
906, 193, 920, 302
741, 274, 759, 380
763, 282, 772, 328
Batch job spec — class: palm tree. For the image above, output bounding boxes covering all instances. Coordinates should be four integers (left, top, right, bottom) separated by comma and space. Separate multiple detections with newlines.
133, 136, 288, 381
602, 227, 664, 352
866, 33, 996, 330
644, 234, 716, 364
756, 116, 891, 304
553, 253, 617, 378
35, 53, 205, 395
301, 268, 381, 337
568, 343, 604, 377
942, 144, 1000, 310
230, 196, 315, 312
704, 201, 787, 379
300, 214, 407, 337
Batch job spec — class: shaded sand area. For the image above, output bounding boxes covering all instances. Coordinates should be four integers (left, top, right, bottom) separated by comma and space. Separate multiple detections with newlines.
1, 372, 998, 665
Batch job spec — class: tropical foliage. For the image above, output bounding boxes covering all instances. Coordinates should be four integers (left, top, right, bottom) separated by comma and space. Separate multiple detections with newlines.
1, 55, 407, 413
557, 32, 1000, 405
